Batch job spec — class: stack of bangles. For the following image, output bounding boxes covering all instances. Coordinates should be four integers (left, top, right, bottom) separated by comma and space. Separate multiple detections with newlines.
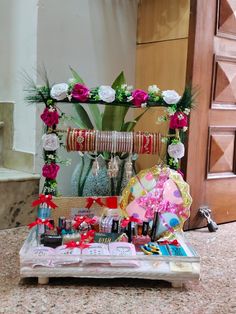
66, 128, 160, 155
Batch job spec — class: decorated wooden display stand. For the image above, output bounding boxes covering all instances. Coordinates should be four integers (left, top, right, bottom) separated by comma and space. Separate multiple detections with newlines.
20, 70, 200, 287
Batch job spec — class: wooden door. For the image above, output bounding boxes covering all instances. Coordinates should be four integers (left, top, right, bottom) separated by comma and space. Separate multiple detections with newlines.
186, 0, 236, 228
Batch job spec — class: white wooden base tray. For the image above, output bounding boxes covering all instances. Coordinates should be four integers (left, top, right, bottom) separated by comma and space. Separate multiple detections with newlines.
20, 229, 200, 287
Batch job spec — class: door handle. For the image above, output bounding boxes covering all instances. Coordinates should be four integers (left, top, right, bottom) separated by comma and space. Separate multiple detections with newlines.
199, 206, 218, 232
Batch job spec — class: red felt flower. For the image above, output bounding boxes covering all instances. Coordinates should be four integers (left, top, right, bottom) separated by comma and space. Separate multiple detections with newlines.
71, 83, 90, 102
131, 89, 148, 107
169, 112, 188, 129
40, 108, 59, 126
42, 163, 60, 180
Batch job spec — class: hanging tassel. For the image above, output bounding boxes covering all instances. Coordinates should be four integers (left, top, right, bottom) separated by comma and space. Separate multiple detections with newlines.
92, 157, 100, 176
112, 156, 119, 178
107, 156, 119, 178
107, 157, 113, 178
125, 155, 133, 180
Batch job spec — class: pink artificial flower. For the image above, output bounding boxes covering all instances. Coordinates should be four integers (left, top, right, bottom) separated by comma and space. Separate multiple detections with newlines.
40, 108, 59, 127
71, 83, 90, 102
169, 112, 188, 129
131, 89, 148, 107
42, 163, 60, 180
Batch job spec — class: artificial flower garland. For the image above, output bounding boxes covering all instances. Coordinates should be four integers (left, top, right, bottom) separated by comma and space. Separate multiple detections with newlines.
43, 81, 187, 109
25, 69, 195, 196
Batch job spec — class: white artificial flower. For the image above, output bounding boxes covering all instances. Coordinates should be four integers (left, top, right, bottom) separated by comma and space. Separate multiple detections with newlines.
166, 107, 176, 116
177, 113, 184, 120
42, 133, 60, 151
50, 83, 69, 101
184, 108, 191, 115
183, 126, 188, 132
167, 142, 185, 159
127, 96, 133, 102
98, 85, 116, 103
162, 90, 181, 104
141, 102, 147, 108
148, 84, 160, 94
127, 85, 133, 91
161, 137, 168, 143
68, 78, 76, 84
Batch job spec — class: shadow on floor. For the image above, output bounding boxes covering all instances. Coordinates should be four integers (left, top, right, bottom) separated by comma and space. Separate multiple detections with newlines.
20, 277, 176, 289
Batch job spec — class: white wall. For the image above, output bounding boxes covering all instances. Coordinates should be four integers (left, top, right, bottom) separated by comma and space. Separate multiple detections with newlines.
37, 0, 138, 85
0, 0, 138, 195
0, 0, 38, 153
36, 0, 138, 195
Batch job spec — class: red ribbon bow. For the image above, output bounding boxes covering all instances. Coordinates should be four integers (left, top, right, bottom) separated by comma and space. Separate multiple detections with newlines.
73, 216, 97, 229
65, 241, 91, 250
32, 194, 58, 209
66, 230, 95, 250
85, 197, 104, 209
81, 230, 95, 242
121, 216, 142, 228
28, 218, 54, 230
158, 239, 179, 246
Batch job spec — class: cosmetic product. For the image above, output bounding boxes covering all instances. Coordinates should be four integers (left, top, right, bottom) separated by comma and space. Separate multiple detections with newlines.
100, 216, 113, 233
109, 242, 139, 267
132, 235, 151, 250
158, 243, 170, 256
140, 242, 161, 255
167, 244, 187, 256
37, 204, 51, 219
31, 246, 55, 256
37, 224, 46, 237
40, 234, 62, 248
58, 216, 66, 229
127, 221, 132, 243
82, 243, 110, 256
115, 233, 129, 242
137, 224, 143, 236
65, 219, 72, 232
54, 245, 81, 256
108, 242, 136, 256
57, 217, 66, 235
94, 232, 124, 244
111, 219, 119, 233
78, 221, 91, 233
62, 232, 81, 245
142, 221, 149, 236
151, 212, 159, 242
45, 219, 55, 235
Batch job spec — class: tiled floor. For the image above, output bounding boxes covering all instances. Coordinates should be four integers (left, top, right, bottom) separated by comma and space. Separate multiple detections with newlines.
0, 223, 236, 313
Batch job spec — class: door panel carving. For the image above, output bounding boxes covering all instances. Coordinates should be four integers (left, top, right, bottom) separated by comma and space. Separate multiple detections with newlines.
212, 56, 236, 108
217, 0, 236, 38
207, 127, 236, 178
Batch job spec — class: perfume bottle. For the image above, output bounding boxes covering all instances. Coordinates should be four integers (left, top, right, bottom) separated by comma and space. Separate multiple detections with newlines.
37, 203, 51, 219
